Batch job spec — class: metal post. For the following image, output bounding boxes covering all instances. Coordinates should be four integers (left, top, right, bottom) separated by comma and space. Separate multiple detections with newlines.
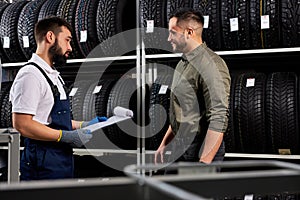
141, 41, 146, 176
0, 129, 20, 183
136, 0, 141, 175
7, 132, 20, 183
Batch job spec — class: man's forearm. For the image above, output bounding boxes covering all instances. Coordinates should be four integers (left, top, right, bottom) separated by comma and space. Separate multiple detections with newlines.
161, 125, 175, 146
199, 129, 224, 163
12, 113, 60, 141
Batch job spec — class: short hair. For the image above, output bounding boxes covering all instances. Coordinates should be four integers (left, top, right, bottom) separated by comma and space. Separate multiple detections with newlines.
169, 8, 204, 27
34, 16, 72, 43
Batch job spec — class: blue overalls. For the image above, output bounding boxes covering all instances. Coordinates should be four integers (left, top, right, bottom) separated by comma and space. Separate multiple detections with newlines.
20, 62, 74, 180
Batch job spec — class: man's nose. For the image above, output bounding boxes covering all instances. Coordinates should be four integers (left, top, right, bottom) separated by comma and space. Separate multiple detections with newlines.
68, 44, 72, 52
167, 33, 172, 42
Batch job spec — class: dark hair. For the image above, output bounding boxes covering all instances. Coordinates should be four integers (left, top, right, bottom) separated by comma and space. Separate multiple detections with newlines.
169, 8, 204, 26
34, 16, 72, 43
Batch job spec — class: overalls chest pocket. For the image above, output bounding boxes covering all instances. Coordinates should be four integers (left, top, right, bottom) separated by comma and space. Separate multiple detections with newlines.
48, 84, 72, 131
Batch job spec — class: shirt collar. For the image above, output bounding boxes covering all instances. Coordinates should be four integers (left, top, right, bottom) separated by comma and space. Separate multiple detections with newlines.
183, 42, 207, 62
29, 53, 59, 75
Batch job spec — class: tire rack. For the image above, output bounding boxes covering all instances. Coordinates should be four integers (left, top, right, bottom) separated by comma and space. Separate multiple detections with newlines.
0, 0, 300, 181
0, 128, 20, 183
1, 46, 300, 180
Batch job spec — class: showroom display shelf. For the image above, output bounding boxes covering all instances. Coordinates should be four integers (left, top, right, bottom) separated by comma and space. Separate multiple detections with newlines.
1, 46, 300, 181
1, 47, 300, 67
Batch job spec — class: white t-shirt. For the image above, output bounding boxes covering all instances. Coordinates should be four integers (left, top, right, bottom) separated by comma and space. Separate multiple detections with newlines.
9, 53, 67, 125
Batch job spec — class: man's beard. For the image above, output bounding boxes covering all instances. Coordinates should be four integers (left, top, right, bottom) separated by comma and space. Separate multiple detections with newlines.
49, 40, 68, 68
173, 36, 187, 53
173, 41, 187, 53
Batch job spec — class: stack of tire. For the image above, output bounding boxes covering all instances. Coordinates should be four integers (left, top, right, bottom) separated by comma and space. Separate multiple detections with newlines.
69, 77, 139, 150
0, 0, 299, 63
141, 0, 300, 52
1, 69, 300, 153
0, 0, 136, 63
0, 81, 13, 129
66, 68, 174, 150
0, 0, 299, 153
145, 71, 300, 155
225, 71, 299, 155
147, 74, 173, 150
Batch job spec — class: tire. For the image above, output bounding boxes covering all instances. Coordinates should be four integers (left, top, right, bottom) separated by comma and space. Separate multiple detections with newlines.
250, 0, 281, 49
96, 0, 136, 56
220, 0, 239, 50
224, 73, 237, 153
0, 2, 9, 63
234, 72, 267, 153
167, 0, 193, 20
106, 78, 138, 150
70, 80, 94, 121
94, 79, 117, 117
281, 0, 300, 47
0, 82, 12, 128
57, 0, 83, 59
261, 0, 281, 48
140, 0, 170, 54
0, 81, 13, 128
82, 79, 116, 121
0, 1, 28, 62
220, 0, 251, 50
38, 0, 61, 20
249, 0, 261, 49
147, 74, 173, 150
66, 82, 75, 120
82, 82, 98, 121
266, 72, 299, 154
193, 0, 222, 50
18, 0, 46, 60
75, 0, 99, 57
236, 0, 251, 49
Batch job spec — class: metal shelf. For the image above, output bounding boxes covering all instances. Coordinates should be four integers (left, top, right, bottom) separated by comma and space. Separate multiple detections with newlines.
1, 47, 299, 67
1, 55, 138, 68
2, 146, 300, 160
225, 153, 300, 160
145, 47, 300, 59
215, 47, 300, 55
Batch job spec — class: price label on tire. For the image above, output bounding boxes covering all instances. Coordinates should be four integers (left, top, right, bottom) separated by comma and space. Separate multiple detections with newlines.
230, 18, 239, 32
261, 15, 270, 29
158, 85, 168, 94
246, 78, 255, 87
3, 37, 10, 48
69, 87, 78, 96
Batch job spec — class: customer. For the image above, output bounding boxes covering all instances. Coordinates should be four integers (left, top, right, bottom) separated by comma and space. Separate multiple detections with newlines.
9, 16, 105, 180
154, 8, 231, 166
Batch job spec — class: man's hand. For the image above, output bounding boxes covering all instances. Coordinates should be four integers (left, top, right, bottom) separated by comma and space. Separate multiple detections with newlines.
154, 144, 166, 164
59, 129, 92, 147
154, 126, 174, 164
81, 116, 108, 128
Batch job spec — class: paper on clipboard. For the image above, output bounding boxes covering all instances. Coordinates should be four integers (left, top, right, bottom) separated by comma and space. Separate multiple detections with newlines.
83, 106, 133, 132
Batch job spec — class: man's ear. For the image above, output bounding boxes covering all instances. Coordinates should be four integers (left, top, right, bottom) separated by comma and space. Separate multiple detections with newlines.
45, 31, 55, 44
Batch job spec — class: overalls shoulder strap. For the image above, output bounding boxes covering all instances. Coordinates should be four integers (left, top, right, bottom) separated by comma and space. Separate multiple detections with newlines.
24, 62, 60, 97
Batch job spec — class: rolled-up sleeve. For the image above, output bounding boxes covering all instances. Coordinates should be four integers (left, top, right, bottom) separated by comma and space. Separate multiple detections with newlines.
197, 53, 231, 133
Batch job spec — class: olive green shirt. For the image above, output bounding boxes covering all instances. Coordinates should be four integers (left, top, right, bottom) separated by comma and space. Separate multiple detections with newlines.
169, 43, 231, 137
